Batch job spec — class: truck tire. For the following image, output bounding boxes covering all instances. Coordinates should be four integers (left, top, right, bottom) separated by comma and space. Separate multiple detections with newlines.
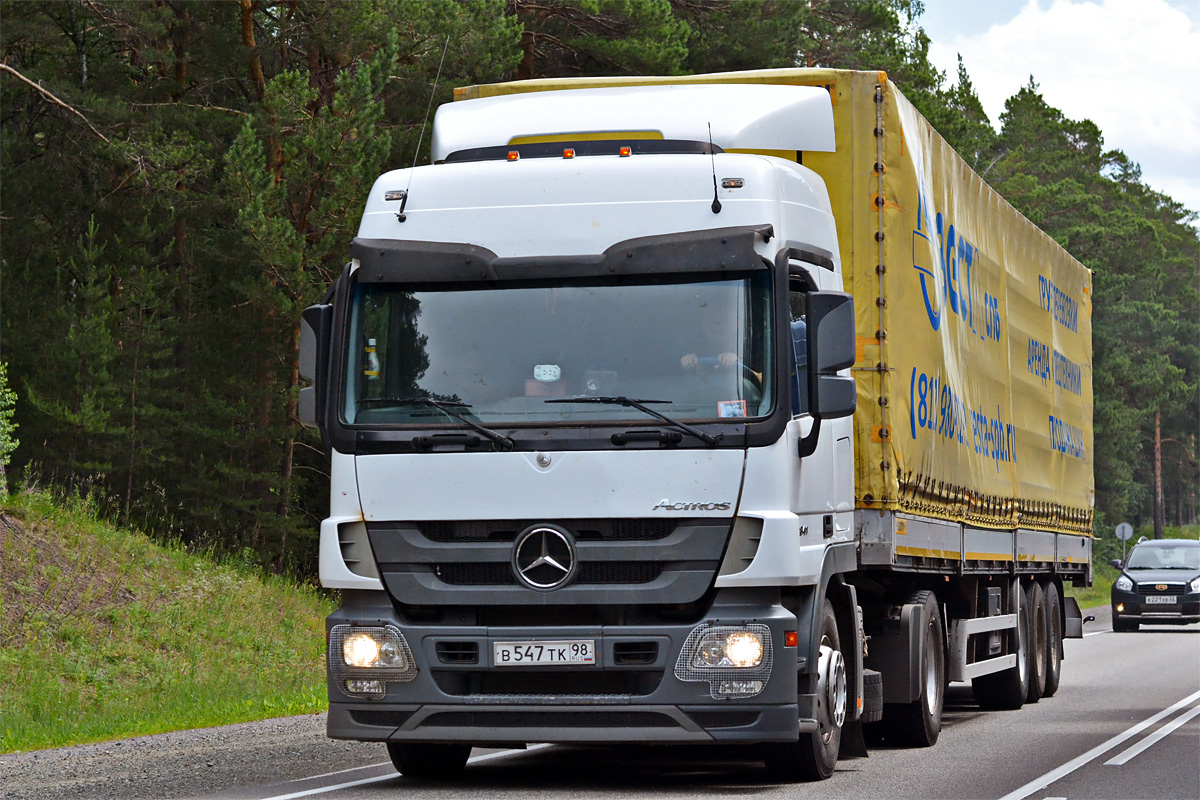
763, 598, 843, 781
972, 578, 1029, 710
1025, 581, 1047, 704
1041, 579, 1063, 697
387, 742, 472, 778
861, 668, 884, 724
885, 590, 945, 747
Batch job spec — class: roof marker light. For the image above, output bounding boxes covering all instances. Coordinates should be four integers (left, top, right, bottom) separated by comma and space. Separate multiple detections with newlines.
507, 150, 519, 161
563, 148, 575, 159
619, 146, 632, 157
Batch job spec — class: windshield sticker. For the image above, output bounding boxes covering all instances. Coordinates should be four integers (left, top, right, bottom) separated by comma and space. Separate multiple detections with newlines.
718, 400, 747, 418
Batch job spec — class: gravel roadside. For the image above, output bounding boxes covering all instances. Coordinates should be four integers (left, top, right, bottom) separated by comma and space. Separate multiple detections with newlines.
0, 713, 388, 800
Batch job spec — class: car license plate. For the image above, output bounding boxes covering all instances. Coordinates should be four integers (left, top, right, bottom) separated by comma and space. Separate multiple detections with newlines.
1146, 595, 1177, 605
493, 640, 595, 666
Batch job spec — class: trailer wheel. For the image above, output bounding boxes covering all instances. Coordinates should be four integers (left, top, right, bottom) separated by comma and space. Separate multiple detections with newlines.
885, 590, 945, 746
1025, 581, 1047, 704
763, 598, 843, 781
972, 578, 1029, 710
387, 742, 472, 778
1042, 580, 1063, 697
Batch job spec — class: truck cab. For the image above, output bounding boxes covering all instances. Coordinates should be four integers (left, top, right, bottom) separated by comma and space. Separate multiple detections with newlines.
300, 83, 861, 780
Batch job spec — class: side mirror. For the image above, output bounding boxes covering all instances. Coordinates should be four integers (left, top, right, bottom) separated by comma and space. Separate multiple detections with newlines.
806, 291, 856, 419
298, 303, 332, 428
1109, 559, 1123, 570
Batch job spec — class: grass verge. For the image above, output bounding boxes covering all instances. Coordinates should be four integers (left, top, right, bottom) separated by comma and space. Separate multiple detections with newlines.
0, 490, 335, 753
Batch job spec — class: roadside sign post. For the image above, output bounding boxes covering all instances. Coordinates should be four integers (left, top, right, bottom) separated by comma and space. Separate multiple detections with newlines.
1115, 522, 1134, 562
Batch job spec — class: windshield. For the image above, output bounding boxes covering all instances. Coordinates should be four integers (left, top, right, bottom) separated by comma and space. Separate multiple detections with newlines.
342, 272, 773, 427
1126, 544, 1200, 570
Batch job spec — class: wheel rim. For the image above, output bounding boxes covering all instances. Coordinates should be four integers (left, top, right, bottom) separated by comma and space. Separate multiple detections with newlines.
923, 619, 942, 715
817, 637, 847, 739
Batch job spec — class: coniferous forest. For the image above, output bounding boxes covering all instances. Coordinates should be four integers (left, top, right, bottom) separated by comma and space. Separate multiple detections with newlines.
1, 1, 1195, 574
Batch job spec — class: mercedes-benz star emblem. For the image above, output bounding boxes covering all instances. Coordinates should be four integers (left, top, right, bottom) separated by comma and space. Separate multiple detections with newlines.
512, 525, 576, 590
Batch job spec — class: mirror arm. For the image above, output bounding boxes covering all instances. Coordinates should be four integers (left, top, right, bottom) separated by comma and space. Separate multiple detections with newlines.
798, 416, 821, 458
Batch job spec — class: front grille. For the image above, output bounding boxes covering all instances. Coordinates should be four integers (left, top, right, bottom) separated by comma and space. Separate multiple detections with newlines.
1137, 584, 1185, 595
419, 519, 678, 543
370, 518, 729, 608
422, 710, 679, 728
437, 562, 664, 586
349, 709, 414, 728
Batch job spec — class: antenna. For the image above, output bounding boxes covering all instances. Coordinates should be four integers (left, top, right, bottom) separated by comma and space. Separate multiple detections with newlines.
708, 123, 721, 214
398, 35, 451, 223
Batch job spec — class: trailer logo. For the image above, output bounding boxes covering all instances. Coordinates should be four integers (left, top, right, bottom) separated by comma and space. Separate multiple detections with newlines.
652, 499, 732, 512
512, 525, 576, 591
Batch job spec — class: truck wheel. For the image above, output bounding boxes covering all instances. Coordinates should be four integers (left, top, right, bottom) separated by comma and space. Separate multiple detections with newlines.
972, 579, 1029, 710
1041, 580, 1063, 697
886, 590, 945, 746
387, 742, 472, 778
763, 598, 843, 781
1025, 581, 1047, 704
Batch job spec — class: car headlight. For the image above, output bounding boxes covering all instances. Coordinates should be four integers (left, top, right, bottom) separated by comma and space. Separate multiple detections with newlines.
1189, 576, 1200, 593
1115, 575, 1133, 592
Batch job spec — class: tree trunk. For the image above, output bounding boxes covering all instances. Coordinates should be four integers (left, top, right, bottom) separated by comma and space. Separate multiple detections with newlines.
1153, 410, 1164, 539
239, 0, 266, 102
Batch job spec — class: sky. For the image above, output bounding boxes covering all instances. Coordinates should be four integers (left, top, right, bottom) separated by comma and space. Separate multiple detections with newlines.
919, 0, 1200, 218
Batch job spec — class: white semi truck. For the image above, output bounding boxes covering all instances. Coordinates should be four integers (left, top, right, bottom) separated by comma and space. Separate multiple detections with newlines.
298, 69, 1094, 781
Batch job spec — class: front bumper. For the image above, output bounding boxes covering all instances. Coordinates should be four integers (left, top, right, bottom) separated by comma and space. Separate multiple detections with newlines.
326, 590, 818, 746
1111, 588, 1200, 625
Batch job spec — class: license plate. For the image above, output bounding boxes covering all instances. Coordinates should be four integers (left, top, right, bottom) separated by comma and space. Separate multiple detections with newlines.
1146, 595, 1177, 605
493, 640, 595, 666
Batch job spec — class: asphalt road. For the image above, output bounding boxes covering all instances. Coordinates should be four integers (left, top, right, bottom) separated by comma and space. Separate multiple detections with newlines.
4, 606, 1197, 800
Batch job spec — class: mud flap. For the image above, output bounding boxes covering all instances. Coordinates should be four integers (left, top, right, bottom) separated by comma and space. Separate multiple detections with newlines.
839, 719, 868, 758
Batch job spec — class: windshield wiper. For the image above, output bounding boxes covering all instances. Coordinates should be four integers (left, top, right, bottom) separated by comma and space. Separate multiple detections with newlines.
359, 396, 514, 451
545, 395, 722, 446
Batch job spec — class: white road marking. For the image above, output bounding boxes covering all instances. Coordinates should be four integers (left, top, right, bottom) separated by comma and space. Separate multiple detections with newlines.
1104, 702, 1200, 766
996, 689, 1200, 800
255, 744, 551, 800
278, 762, 390, 783
1082, 630, 1109, 637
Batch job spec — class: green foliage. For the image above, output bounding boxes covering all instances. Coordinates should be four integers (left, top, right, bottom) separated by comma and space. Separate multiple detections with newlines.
0, 0, 1195, 576
0, 489, 334, 752
0, 361, 18, 488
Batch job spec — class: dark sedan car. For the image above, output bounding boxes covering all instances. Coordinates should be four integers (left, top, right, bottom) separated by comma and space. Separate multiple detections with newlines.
1110, 539, 1200, 632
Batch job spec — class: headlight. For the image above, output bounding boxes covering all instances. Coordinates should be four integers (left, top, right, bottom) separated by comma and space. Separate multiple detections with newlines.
675, 623, 773, 700
1115, 575, 1133, 592
1189, 576, 1200, 593
725, 631, 765, 668
328, 625, 418, 693
344, 633, 381, 667
689, 630, 765, 669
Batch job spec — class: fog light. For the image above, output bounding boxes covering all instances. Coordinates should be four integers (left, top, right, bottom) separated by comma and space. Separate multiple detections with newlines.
725, 631, 764, 668
1116, 603, 1124, 613
715, 679, 763, 697
344, 633, 381, 667
346, 679, 385, 696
